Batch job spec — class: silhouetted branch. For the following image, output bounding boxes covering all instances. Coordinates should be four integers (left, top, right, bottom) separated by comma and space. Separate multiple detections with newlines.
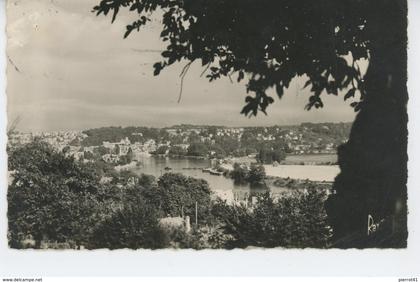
200, 63, 211, 77
178, 62, 193, 103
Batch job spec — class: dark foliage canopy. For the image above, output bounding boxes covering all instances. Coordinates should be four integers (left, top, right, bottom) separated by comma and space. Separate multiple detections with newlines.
93, 0, 379, 115
8, 141, 102, 247
89, 196, 167, 249
140, 173, 212, 221
212, 190, 331, 248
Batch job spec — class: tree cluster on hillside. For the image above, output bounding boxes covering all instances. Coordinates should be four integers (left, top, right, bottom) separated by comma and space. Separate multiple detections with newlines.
8, 141, 332, 249
90, 194, 166, 249
231, 163, 266, 184
212, 190, 332, 248
8, 141, 214, 249
117, 148, 135, 165
248, 164, 267, 184
8, 141, 103, 248
186, 142, 208, 157
257, 144, 287, 164
168, 145, 188, 156
153, 145, 169, 155
82, 126, 168, 146
140, 173, 212, 223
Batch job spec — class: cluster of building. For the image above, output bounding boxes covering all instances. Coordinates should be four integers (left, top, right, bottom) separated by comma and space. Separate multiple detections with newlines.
8, 131, 86, 150
164, 125, 344, 155
100, 137, 159, 164
9, 123, 349, 164
282, 130, 338, 154
8, 131, 160, 164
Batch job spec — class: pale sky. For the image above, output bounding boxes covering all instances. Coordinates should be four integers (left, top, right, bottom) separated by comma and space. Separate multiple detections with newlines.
6, 0, 357, 132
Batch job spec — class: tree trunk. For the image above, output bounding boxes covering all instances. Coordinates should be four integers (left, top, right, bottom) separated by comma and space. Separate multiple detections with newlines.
325, 0, 408, 248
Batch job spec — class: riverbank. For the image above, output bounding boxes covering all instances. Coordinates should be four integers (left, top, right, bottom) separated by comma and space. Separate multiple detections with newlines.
151, 154, 208, 160
281, 153, 338, 165
131, 154, 340, 181
220, 163, 340, 182
114, 161, 138, 171
223, 154, 338, 166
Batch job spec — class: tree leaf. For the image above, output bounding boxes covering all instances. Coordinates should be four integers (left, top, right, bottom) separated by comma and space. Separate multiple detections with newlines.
237, 71, 244, 82
344, 88, 356, 101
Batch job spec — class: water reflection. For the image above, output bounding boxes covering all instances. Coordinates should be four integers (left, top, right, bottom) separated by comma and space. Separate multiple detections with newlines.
131, 156, 285, 202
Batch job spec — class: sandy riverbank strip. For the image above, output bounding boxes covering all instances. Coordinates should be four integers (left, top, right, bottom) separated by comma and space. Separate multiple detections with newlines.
114, 161, 138, 171
220, 163, 340, 182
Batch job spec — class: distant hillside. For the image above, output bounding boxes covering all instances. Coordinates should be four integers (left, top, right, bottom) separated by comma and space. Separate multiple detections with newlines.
80, 122, 352, 149
81, 126, 167, 146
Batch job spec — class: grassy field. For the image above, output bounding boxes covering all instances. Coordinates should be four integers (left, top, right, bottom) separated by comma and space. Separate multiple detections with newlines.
283, 154, 337, 165
221, 163, 340, 182
264, 164, 339, 182
225, 154, 338, 165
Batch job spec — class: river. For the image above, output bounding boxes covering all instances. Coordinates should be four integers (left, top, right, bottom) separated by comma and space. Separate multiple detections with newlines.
130, 156, 338, 203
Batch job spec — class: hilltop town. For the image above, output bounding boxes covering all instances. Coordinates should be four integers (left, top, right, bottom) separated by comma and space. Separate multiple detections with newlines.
8, 122, 351, 166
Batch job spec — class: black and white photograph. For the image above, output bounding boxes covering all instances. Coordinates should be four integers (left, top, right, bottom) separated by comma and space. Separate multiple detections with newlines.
3, 0, 411, 253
